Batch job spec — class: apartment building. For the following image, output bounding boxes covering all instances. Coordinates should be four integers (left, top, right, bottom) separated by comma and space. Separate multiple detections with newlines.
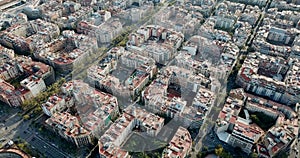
46, 112, 93, 147
127, 25, 184, 65
162, 127, 192, 158
20, 75, 46, 97
236, 52, 300, 105
34, 30, 97, 72
258, 126, 297, 157
99, 106, 164, 157
0, 19, 60, 54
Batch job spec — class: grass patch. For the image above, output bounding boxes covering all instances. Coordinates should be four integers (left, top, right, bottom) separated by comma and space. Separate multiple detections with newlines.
15, 139, 40, 157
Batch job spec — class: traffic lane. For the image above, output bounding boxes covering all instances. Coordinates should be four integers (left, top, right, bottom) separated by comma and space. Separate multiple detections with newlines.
19, 126, 71, 158
28, 135, 70, 158
19, 129, 32, 141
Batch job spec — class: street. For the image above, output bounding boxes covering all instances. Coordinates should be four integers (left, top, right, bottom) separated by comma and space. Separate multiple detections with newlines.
189, 0, 273, 156
0, 103, 72, 158
1, 0, 287, 157
1, 1, 172, 158
190, 85, 227, 157
0, 108, 24, 144
21, 130, 71, 158
68, 2, 169, 82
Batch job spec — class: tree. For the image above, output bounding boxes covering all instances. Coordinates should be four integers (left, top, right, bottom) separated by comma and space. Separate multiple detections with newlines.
220, 151, 233, 158
250, 114, 259, 122
197, 152, 203, 158
203, 146, 209, 152
17, 142, 26, 149
215, 144, 224, 156
34, 106, 42, 114
23, 115, 30, 120
136, 152, 150, 158
98, 47, 107, 53
117, 39, 127, 47
250, 152, 258, 158
21, 77, 66, 112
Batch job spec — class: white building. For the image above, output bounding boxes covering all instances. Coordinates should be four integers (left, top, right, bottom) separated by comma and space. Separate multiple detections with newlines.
20, 75, 46, 97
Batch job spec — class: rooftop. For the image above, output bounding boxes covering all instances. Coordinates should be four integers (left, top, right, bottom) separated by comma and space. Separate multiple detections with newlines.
46, 112, 91, 138
162, 127, 192, 158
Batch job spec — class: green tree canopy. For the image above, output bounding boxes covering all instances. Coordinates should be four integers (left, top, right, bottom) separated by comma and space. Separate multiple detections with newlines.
250, 152, 258, 158
23, 115, 30, 120
215, 144, 224, 156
